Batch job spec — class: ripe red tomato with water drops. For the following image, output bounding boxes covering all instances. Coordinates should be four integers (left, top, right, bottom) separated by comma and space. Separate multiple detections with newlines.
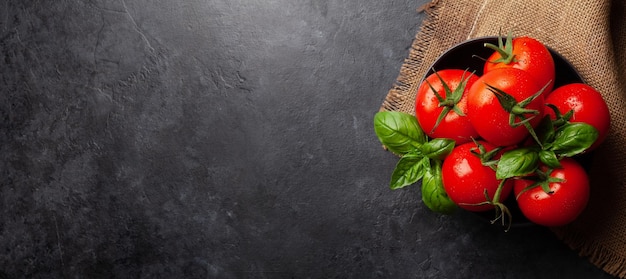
415, 69, 480, 144
467, 67, 546, 147
484, 35, 555, 94
514, 158, 590, 227
545, 83, 611, 151
442, 140, 513, 212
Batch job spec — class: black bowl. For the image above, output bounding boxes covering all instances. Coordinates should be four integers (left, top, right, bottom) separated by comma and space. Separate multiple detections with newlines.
421, 36, 584, 228
425, 36, 583, 86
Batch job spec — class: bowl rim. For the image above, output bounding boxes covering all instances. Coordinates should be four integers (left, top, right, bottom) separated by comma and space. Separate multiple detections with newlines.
422, 35, 584, 85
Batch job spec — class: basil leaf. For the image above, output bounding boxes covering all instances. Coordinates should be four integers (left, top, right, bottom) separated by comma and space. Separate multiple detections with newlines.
496, 147, 539, 180
390, 153, 427, 190
421, 138, 455, 160
550, 122, 599, 157
374, 111, 427, 155
538, 150, 561, 169
421, 160, 457, 214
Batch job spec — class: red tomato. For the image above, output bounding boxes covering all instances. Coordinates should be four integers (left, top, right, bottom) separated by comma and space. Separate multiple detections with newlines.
415, 69, 480, 144
545, 83, 611, 151
467, 68, 545, 147
442, 140, 513, 212
514, 158, 590, 227
484, 36, 555, 94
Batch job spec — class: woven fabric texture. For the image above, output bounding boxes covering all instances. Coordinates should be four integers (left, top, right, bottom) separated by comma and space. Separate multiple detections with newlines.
379, 0, 626, 277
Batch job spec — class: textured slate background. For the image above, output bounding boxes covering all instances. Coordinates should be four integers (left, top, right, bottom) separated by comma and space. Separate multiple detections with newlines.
0, 1, 615, 278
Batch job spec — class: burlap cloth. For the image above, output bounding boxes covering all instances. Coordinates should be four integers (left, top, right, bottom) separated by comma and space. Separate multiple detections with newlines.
379, 0, 626, 277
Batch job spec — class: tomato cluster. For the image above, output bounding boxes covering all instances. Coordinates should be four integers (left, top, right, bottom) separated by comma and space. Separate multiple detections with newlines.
374, 34, 611, 230
414, 35, 610, 228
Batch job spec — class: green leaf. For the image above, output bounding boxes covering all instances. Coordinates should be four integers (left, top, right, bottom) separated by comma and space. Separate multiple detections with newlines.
496, 147, 540, 180
550, 122, 599, 157
421, 138, 455, 160
538, 150, 561, 169
390, 153, 427, 190
374, 111, 427, 155
421, 160, 457, 214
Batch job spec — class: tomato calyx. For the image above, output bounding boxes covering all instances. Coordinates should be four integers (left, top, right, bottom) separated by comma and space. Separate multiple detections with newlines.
426, 69, 474, 133
469, 138, 501, 170
485, 82, 549, 147
483, 31, 517, 65
514, 168, 565, 199
545, 103, 574, 128
485, 82, 544, 123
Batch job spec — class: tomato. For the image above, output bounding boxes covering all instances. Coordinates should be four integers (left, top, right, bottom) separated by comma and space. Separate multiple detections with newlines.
514, 158, 590, 227
484, 36, 555, 94
415, 69, 480, 144
545, 83, 611, 151
442, 140, 513, 212
467, 67, 546, 147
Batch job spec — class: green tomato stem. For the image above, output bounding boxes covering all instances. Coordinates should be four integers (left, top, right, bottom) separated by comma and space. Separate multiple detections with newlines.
490, 178, 513, 231
483, 43, 514, 64
483, 31, 516, 65
492, 178, 508, 204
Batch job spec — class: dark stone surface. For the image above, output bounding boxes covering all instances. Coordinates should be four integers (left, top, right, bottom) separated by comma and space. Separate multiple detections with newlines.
0, 1, 615, 278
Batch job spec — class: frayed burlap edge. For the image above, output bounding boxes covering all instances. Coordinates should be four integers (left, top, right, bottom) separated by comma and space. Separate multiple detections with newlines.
553, 227, 626, 278
378, 1, 441, 114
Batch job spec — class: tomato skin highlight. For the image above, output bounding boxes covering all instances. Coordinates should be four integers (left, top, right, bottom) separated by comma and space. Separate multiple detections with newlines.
484, 36, 555, 94
442, 141, 513, 212
467, 68, 545, 147
415, 69, 480, 144
514, 158, 590, 227
545, 83, 611, 151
